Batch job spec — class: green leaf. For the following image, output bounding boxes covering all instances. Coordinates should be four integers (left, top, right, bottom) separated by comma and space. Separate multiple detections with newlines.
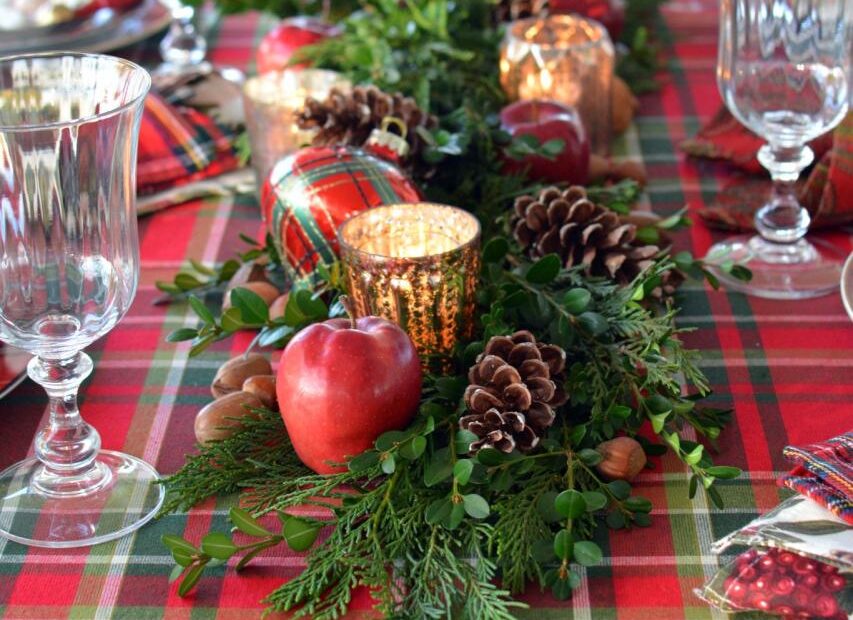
171, 548, 194, 567
229, 507, 273, 538
552, 576, 573, 601
220, 307, 246, 332
453, 459, 474, 485
624, 496, 652, 513
178, 563, 205, 597
554, 530, 573, 560
644, 394, 672, 414
293, 288, 327, 319
582, 491, 608, 512
633, 512, 652, 527
189, 295, 215, 325
381, 453, 396, 474
376, 430, 407, 452
482, 237, 509, 263
663, 431, 680, 453
201, 533, 238, 560
258, 324, 294, 347
348, 450, 380, 473
175, 273, 203, 291
707, 484, 724, 509
688, 474, 699, 499
399, 436, 427, 460
729, 264, 752, 282
606, 511, 626, 529
532, 538, 556, 562
166, 328, 198, 343
578, 312, 608, 336
447, 502, 465, 530
772, 520, 850, 536
231, 287, 269, 325
525, 254, 561, 284
578, 448, 603, 466
476, 447, 508, 466
455, 429, 479, 455
235, 540, 278, 571
282, 515, 321, 552
573, 541, 603, 566
425, 497, 452, 525
704, 465, 741, 479
684, 444, 704, 466
541, 138, 565, 157
537, 491, 564, 523
162, 534, 198, 556
168, 564, 185, 583
563, 288, 591, 314
607, 480, 631, 500
424, 447, 453, 487
649, 412, 669, 434
555, 489, 586, 519
462, 494, 489, 519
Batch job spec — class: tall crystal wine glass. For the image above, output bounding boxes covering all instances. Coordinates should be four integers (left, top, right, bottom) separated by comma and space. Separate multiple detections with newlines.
712, 0, 850, 298
0, 53, 164, 547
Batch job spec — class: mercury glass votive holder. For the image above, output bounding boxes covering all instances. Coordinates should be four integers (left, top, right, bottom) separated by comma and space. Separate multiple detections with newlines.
500, 15, 614, 154
242, 68, 350, 189
338, 204, 481, 365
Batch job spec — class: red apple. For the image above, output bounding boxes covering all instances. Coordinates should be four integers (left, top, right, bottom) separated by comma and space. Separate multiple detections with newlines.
277, 316, 422, 474
550, 0, 625, 40
500, 99, 590, 185
74, 0, 140, 19
256, 17, 340, 74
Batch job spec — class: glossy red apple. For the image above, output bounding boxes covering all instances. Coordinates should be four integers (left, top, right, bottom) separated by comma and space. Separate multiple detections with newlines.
277, 316, 422, 474
500, 99, 590, 185
550, 0, 625, 40
256, 17, 340, 74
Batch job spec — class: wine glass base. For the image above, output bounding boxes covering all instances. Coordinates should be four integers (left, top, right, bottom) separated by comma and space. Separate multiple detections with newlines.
0, 451, 164, 549
707, 235, 844, 300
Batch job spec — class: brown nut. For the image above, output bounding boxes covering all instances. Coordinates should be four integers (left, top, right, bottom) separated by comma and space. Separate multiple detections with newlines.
612, 76, 639, 136
211, 353, 272, 398
595, 436, 647, 481
269, 293, 289, 321
242, 374, 277, 410
194, 391, 263, 444
222, 280, 280, 312
225, 257, 270, 291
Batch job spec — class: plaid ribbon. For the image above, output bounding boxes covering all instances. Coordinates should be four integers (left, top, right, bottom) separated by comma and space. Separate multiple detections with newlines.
137, 92, 240, 196
780, 433, 853, 525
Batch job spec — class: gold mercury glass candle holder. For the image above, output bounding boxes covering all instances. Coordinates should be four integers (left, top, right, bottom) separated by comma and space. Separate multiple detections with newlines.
242, 68, 351, 189
500, 15, 614, 155
338, 204, 481, 366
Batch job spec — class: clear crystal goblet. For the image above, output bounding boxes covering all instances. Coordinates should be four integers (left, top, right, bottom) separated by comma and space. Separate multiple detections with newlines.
0, 53, 164, 548
712, 0, 850, 298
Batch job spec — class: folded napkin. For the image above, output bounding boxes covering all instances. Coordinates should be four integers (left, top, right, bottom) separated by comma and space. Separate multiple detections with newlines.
779, 432, 853, 526
682, 108, 852, 231
137, 91, 240, 198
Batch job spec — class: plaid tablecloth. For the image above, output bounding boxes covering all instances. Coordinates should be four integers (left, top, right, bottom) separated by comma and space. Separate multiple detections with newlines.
1, 6, 852, 620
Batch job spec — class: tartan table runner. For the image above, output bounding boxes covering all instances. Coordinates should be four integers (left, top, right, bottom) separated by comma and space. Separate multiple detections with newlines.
1, 6, 852, 620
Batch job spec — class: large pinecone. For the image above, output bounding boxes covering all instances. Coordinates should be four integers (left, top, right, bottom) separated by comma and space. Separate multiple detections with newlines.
297, 85, 437, 162
495, 0, 549, 21
512, 185, 668, 288
459, 331, 567, 454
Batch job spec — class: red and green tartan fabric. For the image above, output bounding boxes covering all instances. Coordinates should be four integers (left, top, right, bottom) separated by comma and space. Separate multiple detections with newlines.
0, 7, 851, 620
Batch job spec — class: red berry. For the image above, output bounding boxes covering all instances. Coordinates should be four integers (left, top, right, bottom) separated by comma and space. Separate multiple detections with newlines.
738, 565, 758, 582
777, 551, 797, 567
792, 587, 811, 608
812, 593, 838, 617
775, 605, 794, 616
802, 573, 820, 589
793, 557, 817, 575
725, 578, 748, 604
821, 573, 846, 593
753, 576, 772, 592
749, 592, 772, 611
757, 553, 777, 571
772, 575, 796, 596
819, 562, 838, 574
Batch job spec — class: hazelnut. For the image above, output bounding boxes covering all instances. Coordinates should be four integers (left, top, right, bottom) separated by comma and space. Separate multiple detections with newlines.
269, 293, 289, 320
611, 76, 639, 136
595, 436, 647, 481
242, 374, 277, 410
194, 391, 263, 444
211, 353, 272, 398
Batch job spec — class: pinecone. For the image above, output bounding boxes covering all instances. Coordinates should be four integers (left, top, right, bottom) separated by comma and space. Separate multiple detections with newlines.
495, 0, 549, 21
512, 185, 669, 289
297, 85, 437, 163
459, 331, 567, 454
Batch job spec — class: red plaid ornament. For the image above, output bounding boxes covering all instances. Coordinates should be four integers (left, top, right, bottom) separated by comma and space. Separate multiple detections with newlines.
261, 145, 421, 280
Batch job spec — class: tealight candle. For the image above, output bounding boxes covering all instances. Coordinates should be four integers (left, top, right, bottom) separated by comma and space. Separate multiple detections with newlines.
338, 204, 481, 366
242, 69, 350, 188
500, 15, 614, 154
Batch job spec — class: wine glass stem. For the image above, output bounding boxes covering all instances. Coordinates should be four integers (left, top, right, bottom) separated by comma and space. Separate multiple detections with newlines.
754, 144, 814, 244
28, 353, 106, 493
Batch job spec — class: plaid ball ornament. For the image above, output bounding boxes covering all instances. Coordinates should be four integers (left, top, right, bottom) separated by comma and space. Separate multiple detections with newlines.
262, 145, 422, 280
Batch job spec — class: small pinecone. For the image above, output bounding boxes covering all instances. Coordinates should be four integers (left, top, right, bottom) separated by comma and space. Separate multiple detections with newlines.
459, 330, 567, 454
512, 185, 666, 288
297, 85, 437, 162
495, 0, 549, 21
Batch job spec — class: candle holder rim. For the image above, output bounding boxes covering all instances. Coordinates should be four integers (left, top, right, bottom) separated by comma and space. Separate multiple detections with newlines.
0, 51, 151, 133
242, 68, 350, 106
337, 202, 482, 262
505, 14, 612, 50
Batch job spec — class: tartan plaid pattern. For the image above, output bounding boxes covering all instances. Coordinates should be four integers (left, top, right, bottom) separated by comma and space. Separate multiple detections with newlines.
0, 6, 851, 619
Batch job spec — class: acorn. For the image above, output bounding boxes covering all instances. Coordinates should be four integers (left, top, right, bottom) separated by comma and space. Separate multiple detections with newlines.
595, 436, 647, 481
269, 293, 289, 321
211, 353, 272, 398
222, 280, 281, 312
242, 374, 277, 410
611, 76, 639, 135
194, 391, 263, 444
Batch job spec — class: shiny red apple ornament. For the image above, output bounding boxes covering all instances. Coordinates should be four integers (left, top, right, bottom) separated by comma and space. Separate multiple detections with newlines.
550, 0, 625, 40
277, 316, 423, 474
500, 99, 590, 185
256, 17, 340, 73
